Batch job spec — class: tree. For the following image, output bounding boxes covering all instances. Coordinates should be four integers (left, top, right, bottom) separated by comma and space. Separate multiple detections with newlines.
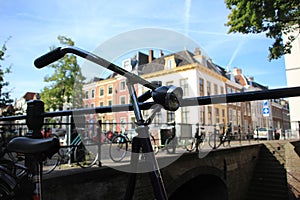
225, 0, 300, 60
0, 38, 13, 115
40, 36, 85, 111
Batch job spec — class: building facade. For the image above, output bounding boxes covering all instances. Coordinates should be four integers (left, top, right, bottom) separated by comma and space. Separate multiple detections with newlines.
283, 26, 300, 139
82, 48, 290, 139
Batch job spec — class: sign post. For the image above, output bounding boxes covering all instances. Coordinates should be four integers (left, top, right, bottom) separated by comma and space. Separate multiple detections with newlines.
262, 100, 271, 140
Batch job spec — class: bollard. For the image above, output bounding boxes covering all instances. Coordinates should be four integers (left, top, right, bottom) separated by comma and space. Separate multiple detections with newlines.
26, 99, 44, 139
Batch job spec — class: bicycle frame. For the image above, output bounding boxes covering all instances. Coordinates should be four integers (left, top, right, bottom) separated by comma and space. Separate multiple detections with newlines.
63, 134, 82, 157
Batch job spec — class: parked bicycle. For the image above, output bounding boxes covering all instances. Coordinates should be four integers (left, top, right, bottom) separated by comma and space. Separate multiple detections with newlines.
1, 134, 60, 200
163, 123, 206, 153
186, 126, 206, 152
0, 128, 19, 162
43, 129, 99, 174
109, 129, 158, 162
208, 123, 231, 149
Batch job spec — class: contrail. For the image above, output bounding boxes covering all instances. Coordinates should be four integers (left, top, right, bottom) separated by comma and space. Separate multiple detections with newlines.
226, 40, 245, 71
184, 0, 191, 36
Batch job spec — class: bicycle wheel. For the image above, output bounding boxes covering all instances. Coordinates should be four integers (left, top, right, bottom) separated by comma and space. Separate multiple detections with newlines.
150, 135, 158, 155
109, 135, 128, 162
43, 152, 60, 174
165, 137, 176, 154
0, 180, 13, 200
0, 161, 31, 200
223, 136, 231, 148
75, 139, 98, 168
186, 138, 195, 152
208, 133, 221, 149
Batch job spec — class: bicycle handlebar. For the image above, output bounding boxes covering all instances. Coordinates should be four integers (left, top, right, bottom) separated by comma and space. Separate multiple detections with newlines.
34, 46, 158, 91
34, 47, 64, 68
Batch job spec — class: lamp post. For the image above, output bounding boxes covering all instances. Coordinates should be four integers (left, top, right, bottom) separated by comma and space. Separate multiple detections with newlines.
280, 99, 287, 140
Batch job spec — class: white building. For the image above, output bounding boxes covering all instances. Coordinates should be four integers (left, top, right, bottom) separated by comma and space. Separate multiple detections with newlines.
138, 49, 228, 137
283, 26, 300, 139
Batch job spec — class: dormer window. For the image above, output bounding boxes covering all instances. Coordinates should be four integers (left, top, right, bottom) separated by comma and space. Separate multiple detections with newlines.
164, 55, 176, 70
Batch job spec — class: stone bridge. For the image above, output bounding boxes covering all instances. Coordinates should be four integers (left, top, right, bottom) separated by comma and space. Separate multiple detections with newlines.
43, 141, 300, 200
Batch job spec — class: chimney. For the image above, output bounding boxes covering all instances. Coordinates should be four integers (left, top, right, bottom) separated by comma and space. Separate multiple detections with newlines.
159, 50, 164, 57
194, 47, 201, 55
149, 49, 154, 63
233, 67, 242, 76
248, 76, 254, 86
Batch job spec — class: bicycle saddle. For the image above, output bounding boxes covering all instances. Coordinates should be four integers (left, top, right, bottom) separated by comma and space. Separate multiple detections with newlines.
7, 137, 60, 158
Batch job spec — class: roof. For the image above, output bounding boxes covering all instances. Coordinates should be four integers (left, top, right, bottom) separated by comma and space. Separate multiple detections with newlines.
22, 92, 37, 101
138, 50, 199, 75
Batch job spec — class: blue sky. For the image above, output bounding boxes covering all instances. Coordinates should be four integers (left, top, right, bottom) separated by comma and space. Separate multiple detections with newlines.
0, 0, 287, 101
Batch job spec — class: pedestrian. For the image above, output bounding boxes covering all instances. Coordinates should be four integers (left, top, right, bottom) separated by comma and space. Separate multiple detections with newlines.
194, 123, 203, 152
274, 128, 280, 140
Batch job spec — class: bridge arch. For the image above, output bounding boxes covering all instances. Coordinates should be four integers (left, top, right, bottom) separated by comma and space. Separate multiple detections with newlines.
167, 166, 228, 200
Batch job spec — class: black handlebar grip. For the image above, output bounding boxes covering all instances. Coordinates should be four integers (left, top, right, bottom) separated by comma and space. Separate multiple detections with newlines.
34, 47, 64, 68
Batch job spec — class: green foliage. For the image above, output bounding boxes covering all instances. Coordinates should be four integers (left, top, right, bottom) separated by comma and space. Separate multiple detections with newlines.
0, 38, 13, 115
225, 0, 300, 60
40, 36, 85, 111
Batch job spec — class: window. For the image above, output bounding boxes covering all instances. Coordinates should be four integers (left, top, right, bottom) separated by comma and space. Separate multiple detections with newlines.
99, 102, 104, 107
229, 108, 233, 123
227, 86, 231, 94
214, 84, 218, 95
85, 91, 89, 99
222, 109, 225, 123
91, 90, 95, 98
200, 107, 205, 125
220, 86, 224, 94
120, 96, 126, 104
180, 78, 189, 96
199, 78, 204, 96
208, 106, 212, 125
99, 87, 104, 96
181, 107, 190, 124
91, 103, 94, 108
237, 110, 241, 125
167, 59, 173, 69
167, 111, 175, 122
120, 81, 126, 91
232, 109, 237, 125
215, 108, 220, 124
247, 103, 251, 116
154, 111, 162, 127
207, 81, 211, 96
108, 85, 113, 95
108, 100, 112, 106
166, 81, 173, 86
122, 59, 131, 71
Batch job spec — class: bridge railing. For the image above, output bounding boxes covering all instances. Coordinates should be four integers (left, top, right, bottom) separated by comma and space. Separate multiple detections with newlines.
1, 86, 300, 165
